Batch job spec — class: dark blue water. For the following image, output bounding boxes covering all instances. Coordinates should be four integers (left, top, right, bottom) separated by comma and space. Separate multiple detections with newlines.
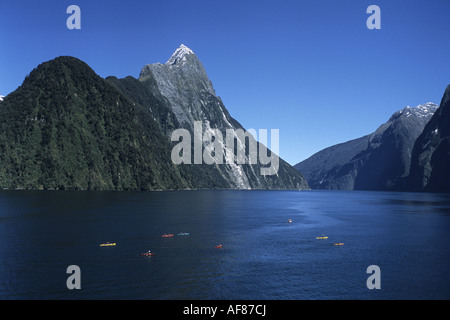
0, 190, 449, 300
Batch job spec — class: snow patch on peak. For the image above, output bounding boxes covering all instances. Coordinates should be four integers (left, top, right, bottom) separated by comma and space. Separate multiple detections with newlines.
0, 95, 4, 101
166, 44, 195, 66
416, 102, 438, 109
179, 44, 193, 53
390, 102, 438, 122
412, 102, 438, 117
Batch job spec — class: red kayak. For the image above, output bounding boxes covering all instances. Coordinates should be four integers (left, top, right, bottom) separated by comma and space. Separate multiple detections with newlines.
140, 252, 156, 256
215, 244, 223, 249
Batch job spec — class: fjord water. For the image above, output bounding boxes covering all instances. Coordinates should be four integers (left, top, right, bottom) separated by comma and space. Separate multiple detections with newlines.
0, 190, 449, 300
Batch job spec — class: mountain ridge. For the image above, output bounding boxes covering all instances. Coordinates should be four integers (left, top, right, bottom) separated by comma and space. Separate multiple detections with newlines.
295, 102, 438, 190
0, 48, 309, 191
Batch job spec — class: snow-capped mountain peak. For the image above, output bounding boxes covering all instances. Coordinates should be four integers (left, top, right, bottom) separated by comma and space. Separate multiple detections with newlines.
389, 102, 438, 122
413, 102, 438, 117
0, 95, 4, 101
166, 44, 195, 65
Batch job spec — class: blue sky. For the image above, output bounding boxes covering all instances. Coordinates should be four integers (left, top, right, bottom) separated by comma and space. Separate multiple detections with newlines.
1, 0, 450, 165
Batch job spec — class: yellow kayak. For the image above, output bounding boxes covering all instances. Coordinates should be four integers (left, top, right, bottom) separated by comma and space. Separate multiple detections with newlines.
316, 236, 328, 240
333, 243, 344, 246
100, 242, 116, 247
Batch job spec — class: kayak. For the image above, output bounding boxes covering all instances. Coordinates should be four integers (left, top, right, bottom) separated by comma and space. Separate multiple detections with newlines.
140, 252, 156, 256
215, 244, 223, 249
315, 236, 328, 240
333, 243, 344, 246
100, 242, 116, 246
162, 234, 174, 238
178, 232, 190, 236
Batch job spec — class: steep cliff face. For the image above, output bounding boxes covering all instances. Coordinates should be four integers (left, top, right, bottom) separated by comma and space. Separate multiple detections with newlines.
408, 85, 450, 193
136, 45, 309, 190
139, 44, 220, 129
295, 103, 438, 190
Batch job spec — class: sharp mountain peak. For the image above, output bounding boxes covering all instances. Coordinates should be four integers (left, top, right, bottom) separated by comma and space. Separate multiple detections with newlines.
166, 44, 196, 66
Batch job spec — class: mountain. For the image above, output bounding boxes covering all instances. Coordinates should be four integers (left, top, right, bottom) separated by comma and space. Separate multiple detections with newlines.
0, 46, 308, 191
294, 135, 370, 190
407, 85, 450, 192
295, 102, 438, 190
110, 44, 309, 190
139, 44, 218, 129
0, 56, 190, 190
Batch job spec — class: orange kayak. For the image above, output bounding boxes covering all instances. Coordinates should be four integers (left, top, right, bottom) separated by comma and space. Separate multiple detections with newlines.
162, 234, 174, 238
215, 244, 223, 249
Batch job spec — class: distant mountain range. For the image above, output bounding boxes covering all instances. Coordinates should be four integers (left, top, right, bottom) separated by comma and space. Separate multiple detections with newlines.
0, 45, 309, 191
295, 102, 440, 191
295, 84, 450, 193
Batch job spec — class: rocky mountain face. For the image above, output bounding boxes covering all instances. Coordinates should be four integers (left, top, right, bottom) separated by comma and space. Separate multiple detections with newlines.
407, 85, 450, 192
0, 46, 308, 191
113, 44, 309, 190
295, 103, 438, 190
139, 44, 219, 129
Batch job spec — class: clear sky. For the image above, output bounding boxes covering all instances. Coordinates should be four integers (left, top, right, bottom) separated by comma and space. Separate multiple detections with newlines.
1, 0, 450, 165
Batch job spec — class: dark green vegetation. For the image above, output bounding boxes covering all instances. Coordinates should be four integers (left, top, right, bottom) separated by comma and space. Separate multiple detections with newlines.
0, 57, 182, 190
0, 56, 308, 191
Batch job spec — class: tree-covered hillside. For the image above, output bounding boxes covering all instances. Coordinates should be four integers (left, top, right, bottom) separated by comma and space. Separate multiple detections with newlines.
0, 57, 188, 190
